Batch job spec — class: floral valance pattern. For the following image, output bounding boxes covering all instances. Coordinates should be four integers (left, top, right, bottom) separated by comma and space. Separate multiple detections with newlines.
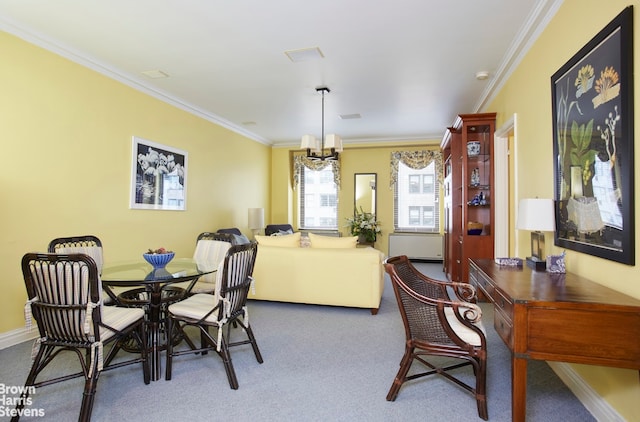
389, 150, 443, 188
293, 154, 341, 189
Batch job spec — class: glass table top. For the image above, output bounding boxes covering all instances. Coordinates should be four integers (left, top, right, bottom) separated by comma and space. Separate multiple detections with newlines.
101, 257, 215, 285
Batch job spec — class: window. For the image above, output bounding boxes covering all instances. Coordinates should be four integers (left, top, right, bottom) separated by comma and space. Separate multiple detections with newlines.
394, 161, 439, 232
299, 165, 338, 229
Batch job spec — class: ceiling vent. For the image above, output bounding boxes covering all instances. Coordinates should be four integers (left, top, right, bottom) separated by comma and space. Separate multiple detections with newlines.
285, 47, 324, 62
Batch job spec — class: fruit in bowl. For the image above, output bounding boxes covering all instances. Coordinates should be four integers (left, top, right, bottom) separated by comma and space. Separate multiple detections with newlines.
143, 248, 175, 269
147, 247, 173, 254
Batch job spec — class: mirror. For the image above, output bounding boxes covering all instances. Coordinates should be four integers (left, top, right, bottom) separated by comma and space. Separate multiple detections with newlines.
354, 173, 377, 216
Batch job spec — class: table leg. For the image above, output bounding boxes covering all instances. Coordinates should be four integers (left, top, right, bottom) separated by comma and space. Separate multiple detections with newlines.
512, 355, 527, 422
148, 287, 163, 381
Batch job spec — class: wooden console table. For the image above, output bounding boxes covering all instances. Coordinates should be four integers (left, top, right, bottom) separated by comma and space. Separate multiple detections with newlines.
468, 259, 640, 422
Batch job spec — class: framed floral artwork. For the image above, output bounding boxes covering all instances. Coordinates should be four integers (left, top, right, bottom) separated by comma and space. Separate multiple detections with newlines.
551, 6, 634, 265
130, 136, 188, 211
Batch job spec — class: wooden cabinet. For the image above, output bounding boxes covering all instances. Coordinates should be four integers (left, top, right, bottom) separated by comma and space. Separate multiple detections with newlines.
441, 113, 496, 282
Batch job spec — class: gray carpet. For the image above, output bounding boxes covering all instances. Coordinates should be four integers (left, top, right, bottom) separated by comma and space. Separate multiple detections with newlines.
0, 263, 595, 421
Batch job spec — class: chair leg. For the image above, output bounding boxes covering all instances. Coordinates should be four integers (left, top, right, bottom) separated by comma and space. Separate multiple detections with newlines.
79, 355, 101, 422
386, 347, 414, 401
475, 357, 488, 420
244, 325, 263, 363
200, 326, 209, 355
11, 345, 48, 422
136, 323, 151, 385
218, 336, 239, 390
165, 317, 174, 381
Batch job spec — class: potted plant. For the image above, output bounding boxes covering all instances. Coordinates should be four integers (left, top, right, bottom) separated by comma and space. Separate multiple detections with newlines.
346, 207, 381, 243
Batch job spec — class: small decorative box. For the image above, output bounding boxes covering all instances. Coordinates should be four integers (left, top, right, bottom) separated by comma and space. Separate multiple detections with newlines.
494, 257, 523, 267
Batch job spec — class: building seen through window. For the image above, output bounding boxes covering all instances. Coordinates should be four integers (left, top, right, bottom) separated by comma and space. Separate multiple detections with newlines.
395, 161, 439, 232
300, 165, 338, 229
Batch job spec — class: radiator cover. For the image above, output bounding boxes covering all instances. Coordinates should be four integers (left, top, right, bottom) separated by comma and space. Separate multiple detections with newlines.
388, 234, 443, 261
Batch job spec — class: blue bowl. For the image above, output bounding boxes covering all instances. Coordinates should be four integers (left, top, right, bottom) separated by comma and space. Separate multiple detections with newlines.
143, 252, 175, 269
467, 229, 483, 235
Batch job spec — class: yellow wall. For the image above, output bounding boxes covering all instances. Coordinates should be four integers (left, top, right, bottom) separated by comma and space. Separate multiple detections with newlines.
1, 31, 270, 332
270, 142, 441, 256
487, 1, 640, 419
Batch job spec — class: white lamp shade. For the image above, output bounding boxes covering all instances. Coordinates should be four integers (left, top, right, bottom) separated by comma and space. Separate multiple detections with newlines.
324, 134, 343, 152
516, 198, 556, 232
248, 208, 265, 230
301, 135, 321, 153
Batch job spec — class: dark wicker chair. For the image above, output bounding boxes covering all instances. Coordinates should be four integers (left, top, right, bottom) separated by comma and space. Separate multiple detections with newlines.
47, 235, 131, 305
17, 253, 149, 422
197, 231, 238, 245
175, 231, 236, 295
384, 255, 488, 420
166, 242, 263, 389
216, 227, 242, 236
47, 235, 103, 268
264, 224, 294, 236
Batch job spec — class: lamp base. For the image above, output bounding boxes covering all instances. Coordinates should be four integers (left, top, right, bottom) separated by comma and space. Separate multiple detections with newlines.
526, 256, 546, 271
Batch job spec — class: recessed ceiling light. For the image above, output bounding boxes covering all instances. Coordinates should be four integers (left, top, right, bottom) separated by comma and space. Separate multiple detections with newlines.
475, 71, 490, 80
141, 70, 170, 79
242, 121, 257, 126
339, 113, 361, 120
285, 47, 324, 62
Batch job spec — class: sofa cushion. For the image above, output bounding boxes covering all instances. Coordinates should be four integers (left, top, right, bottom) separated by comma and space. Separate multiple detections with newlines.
255, 232, 301, 247
309, 233, 357, 249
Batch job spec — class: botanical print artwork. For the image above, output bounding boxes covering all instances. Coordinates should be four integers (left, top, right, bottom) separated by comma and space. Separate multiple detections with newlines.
551, 6, 634, 265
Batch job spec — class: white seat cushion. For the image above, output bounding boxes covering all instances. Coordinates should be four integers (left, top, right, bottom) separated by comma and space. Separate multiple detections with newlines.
187, 281, 216, 294
168, 293, 221, 324
444, 307, 486, 346
99, 306, 145, 340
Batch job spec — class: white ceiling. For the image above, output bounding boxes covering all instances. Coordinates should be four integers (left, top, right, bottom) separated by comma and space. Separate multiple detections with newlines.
0, 0, 561, 147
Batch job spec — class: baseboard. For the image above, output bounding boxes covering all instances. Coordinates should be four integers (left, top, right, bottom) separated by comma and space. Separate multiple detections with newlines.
548, 362, 624, 421
0, 326, 38, 350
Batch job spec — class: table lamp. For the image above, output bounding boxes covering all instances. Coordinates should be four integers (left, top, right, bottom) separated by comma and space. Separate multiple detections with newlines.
248, 207, 265, 238
516, 198, 556, 271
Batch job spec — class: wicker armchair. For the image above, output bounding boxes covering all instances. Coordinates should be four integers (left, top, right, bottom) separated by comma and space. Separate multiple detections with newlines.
384, 255, 488, 420
17, 253, 149, 422
165, 242, 263, 389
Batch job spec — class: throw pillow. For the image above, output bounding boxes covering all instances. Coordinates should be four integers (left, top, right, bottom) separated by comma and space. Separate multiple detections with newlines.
300, 234, 311, 248
255, 232, 301, 247
271, 229, 294, 236
232, 234, 250, 245
309, 233, 357, 249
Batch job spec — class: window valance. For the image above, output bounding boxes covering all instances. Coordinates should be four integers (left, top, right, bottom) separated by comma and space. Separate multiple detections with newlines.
389, 150, 443, 188
293, 154, 341, 189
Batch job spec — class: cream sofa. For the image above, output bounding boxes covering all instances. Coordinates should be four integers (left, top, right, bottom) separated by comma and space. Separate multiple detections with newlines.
249, 241, 385, 314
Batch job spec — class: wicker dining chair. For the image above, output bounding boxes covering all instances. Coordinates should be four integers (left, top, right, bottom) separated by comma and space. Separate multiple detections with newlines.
182, 232, 236, 295
165, 242, 263, 389
47, 235, 130, 305
47, 235, 103, 269
16, 253, 150, 422
384, 255, 488, 421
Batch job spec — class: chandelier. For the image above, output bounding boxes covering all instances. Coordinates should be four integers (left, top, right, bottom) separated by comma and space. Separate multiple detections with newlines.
300, 87, 342, 161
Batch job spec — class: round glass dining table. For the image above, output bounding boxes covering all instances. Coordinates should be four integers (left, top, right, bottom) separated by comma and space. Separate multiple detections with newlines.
101, 258, 216, 381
